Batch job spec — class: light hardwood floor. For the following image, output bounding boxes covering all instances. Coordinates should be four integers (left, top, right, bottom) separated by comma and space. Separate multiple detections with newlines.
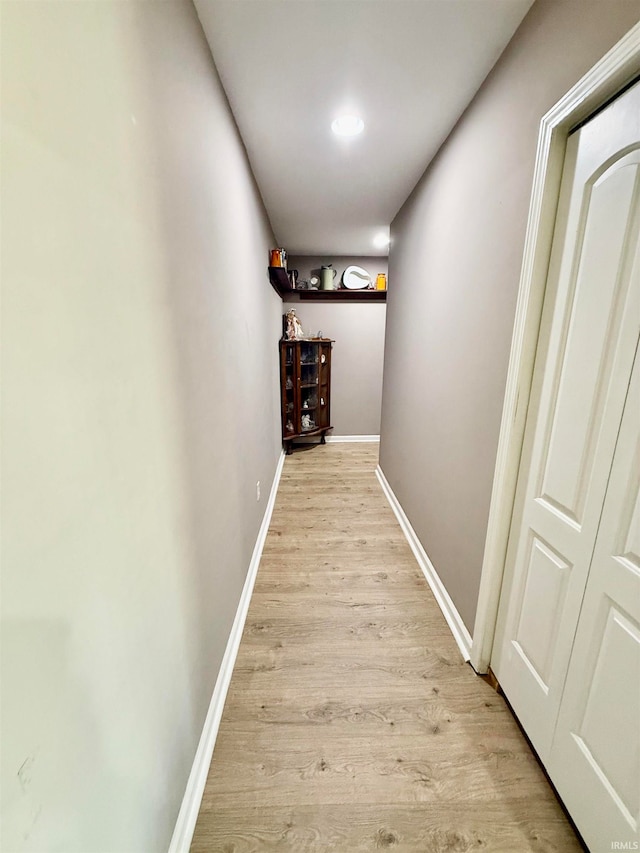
191, 443, 582, 852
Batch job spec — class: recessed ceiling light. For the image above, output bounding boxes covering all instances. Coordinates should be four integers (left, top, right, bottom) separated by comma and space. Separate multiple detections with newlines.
331, 115, 364, 137
373, 231, 390, 249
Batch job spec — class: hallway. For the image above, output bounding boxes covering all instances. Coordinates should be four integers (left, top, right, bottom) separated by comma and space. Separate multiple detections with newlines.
191, 444, 581, 852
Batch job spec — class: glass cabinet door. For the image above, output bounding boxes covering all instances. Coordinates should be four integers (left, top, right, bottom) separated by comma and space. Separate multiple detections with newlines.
281, 343, 296, 437
299, 342, 319, 433
316, 342, 331, 429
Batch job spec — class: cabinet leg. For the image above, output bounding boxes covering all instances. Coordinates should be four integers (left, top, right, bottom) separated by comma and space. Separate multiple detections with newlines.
286, 443, 292, 455
320, 433, 326, 445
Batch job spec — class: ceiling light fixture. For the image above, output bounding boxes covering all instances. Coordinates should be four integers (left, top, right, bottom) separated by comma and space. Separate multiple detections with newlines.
373, 231, 390, 249
331, 115, 364, 137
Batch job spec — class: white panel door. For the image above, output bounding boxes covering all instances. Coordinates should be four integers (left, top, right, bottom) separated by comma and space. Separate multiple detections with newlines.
492, 80, 640, 762
548, 344, 640, 852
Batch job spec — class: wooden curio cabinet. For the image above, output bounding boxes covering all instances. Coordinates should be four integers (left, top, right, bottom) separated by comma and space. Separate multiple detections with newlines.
279, 339, 333, 453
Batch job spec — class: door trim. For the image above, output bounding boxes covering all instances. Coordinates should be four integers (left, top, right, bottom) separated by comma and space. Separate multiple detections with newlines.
470, 22, 640, 673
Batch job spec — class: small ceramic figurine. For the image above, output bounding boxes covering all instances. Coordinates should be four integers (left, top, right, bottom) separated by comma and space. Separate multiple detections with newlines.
301, 414, 314, 430
286, 420, 294, 433
284, 309, 304, 341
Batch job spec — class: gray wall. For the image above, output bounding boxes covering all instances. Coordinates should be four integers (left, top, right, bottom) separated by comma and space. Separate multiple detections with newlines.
380, 0, 640, 633
1, 2, 281, 851
285, 256, 388, 435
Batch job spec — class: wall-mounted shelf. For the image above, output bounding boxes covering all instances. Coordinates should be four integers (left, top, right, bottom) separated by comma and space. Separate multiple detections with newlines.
269, 266, 387, 301
268, 266, 293, 298
297, 289, 386, 301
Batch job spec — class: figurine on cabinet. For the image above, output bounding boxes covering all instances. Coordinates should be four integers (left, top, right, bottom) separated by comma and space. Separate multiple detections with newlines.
284, 309, 304, 341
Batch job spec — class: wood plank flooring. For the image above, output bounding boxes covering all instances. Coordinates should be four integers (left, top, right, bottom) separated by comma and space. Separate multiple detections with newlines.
191, 444, 582, 852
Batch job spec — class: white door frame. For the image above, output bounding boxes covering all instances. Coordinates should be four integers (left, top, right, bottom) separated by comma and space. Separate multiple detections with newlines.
470, 22, 640, 674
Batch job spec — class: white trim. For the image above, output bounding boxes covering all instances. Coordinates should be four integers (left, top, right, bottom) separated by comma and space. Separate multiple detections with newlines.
168, 450, 286, 853
326, 434, 380, 443
471, 22, 640, 674
375, 465, 472, 662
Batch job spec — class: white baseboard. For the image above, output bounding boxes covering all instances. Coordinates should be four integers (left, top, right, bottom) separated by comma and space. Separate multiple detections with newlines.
168, 449, 286, 853
326, 435, 380, 442
375, 465, 472, 662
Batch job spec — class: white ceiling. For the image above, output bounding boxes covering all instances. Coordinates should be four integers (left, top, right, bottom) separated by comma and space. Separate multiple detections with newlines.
194, 0, 533, 257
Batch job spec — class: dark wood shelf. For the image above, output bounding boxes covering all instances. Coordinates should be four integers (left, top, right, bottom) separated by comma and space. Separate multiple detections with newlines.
268, 266, 294, 298
287, 425, 333, 439
297, 289, 386, 301
269, 267, 387, 301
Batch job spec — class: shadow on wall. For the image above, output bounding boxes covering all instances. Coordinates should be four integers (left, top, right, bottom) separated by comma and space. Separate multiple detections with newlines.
1, 3, 281, 852
129, 5, 281, 716
125, 2, 282, 842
